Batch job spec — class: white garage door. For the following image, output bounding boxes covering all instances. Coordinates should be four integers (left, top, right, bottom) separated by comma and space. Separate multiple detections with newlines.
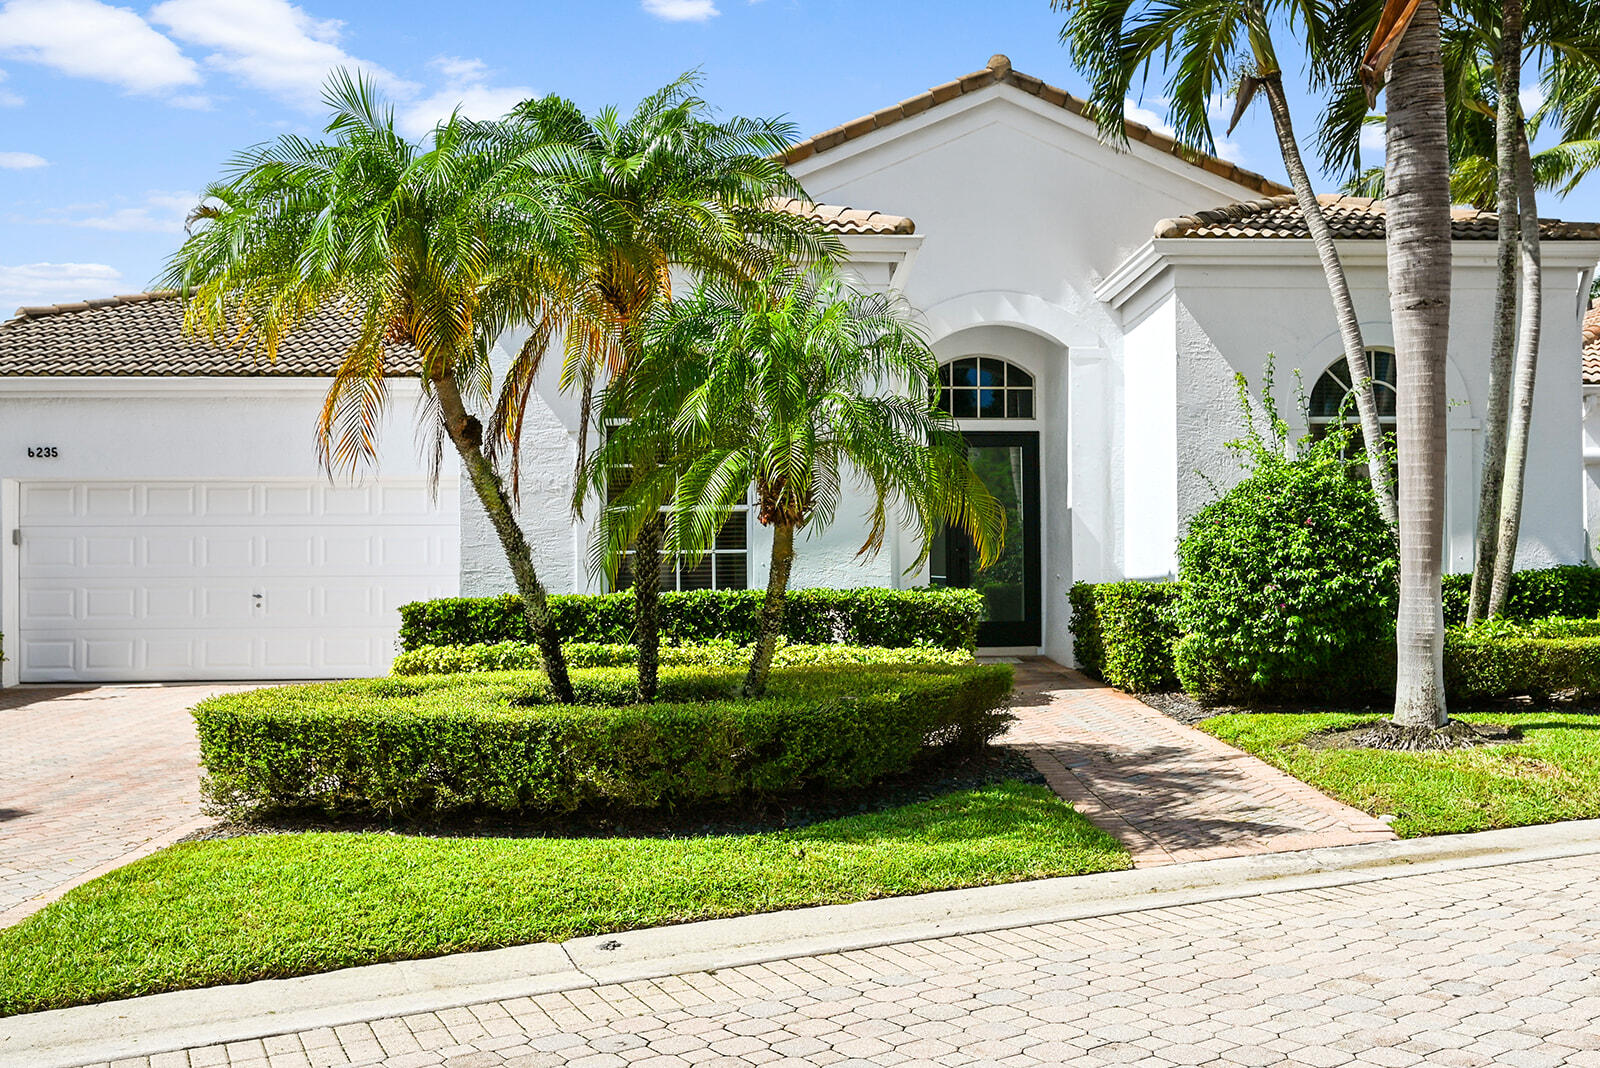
16, 480, 459, 683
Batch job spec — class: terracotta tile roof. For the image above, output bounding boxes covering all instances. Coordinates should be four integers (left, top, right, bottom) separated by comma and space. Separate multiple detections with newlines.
775, 198, 915, 235
780, 54, 1290, 199
1585, 300, 1600, 386
0, 291, 422, 377
1155, 193, 1600, 241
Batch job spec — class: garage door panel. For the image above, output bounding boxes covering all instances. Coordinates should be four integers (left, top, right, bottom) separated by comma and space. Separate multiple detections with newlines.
19, 479, 458, 682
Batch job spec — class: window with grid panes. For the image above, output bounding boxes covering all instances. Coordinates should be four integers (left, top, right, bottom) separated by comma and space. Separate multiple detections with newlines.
934, 356, 1035, 419
607, 439, 749, 592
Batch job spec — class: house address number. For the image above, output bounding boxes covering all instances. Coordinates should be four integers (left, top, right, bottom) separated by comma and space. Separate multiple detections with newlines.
27, 446, 59, 458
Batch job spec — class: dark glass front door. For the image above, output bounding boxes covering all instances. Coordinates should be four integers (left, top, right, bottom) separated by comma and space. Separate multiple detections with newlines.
930, 431, 1041, 647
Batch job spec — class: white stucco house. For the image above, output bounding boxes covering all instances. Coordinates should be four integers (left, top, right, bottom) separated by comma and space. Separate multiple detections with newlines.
3, 53, 1598, 684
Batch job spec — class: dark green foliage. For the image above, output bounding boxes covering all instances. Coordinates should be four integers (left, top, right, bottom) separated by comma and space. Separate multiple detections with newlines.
1441, 566, 1600, 625
397, 587, 985, 652
1444, 631, 1600, 701
1172, 383, 1399, 702
1067, 582, 1181, 692
193, 664, 1015, 819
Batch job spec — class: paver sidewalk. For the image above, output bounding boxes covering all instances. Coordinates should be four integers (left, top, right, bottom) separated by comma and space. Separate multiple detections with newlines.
58, 843, 1600, 1068
1001, 659, 1395, 865
0, 683, 255, 925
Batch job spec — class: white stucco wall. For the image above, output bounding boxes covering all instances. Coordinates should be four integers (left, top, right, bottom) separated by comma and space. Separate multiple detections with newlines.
1104, 241, 1597, 577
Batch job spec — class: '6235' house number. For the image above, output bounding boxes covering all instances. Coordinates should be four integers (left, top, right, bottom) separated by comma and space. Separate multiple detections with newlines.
27, 446, 59, 458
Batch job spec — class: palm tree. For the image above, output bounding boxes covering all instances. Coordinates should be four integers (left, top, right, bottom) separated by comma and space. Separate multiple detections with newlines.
162, 73, 584, 700
1329, 0, 1599, 622
494, 77, 839, 701
1056, 0, 1398, 524
1363, 0, 1455, 729
591, 267, 1005, 698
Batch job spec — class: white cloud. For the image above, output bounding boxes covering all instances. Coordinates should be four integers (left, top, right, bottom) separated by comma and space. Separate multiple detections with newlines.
1213, 139, 1247, 165
1206, 91, 1231, 124
0, 68, 21, 107
0, 261, 123, 313
1123, 98, 1175, 139
0, 0, 201, 95
32, 189, 198, 232
0, 150, 46, 168
149, 0, 409, 109
642, 0, 718, 21
1521, 84, 1546, 117
1360, 118, 1387, 157
396, 56, 536, 137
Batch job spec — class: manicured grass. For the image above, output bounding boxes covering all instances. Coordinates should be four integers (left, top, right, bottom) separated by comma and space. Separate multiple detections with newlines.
0, 782, 1127, 1017
1201, 710, 1600, 837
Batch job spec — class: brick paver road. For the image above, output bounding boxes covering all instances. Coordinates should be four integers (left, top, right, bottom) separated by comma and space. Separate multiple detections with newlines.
83, 849, 1600, 1067
1002, 660, 1396, 864
0, 683, 254, 924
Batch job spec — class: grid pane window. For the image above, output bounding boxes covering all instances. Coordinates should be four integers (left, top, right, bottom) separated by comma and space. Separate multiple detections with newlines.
936, 356, 1034, 419
615, 509, 750, 592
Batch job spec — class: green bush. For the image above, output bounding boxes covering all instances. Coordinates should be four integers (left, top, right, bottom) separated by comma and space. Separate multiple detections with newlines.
397, 587, 985, 652
392, 641, 973, 676
193, 664, 1015, 818
1444, 632, 1600, 701
1441, 566, 1600, 625
1171, 387, 1398, 702
1067, 582, 1181, 692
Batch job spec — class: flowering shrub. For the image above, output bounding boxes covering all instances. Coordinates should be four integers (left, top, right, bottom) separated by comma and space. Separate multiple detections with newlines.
1173, 375, 1398, 702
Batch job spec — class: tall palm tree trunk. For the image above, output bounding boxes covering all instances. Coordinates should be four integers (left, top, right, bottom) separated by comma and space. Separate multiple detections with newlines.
436, 374, 576, 703
632, 511, 666, 702
744, 522, 796, 698
1488, 124, 1543, 615
1385, 0, 1453, 730
1260, 74, 1397, 525
1468, 0, 1525, 624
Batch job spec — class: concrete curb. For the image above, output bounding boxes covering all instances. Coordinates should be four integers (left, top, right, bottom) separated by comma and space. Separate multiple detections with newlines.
5, 819, 1599, 1068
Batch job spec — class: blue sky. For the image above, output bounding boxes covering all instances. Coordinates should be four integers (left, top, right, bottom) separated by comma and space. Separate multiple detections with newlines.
2, 0, 1597, 316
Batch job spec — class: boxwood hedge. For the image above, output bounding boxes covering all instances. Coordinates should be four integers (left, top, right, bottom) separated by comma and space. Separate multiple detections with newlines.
1070, 565, 1600, 704
392, 641, 973, 676
193, 663, 1015, 818
397, 587, 985, 653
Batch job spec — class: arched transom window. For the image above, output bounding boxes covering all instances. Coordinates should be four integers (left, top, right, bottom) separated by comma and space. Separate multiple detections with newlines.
936, 356, 1035, 419
1309, 349, 1397, 437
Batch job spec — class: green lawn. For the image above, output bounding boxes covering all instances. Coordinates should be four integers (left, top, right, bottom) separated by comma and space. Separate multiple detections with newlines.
1201, 710, 1600, 837
0, 781, 1126, 1017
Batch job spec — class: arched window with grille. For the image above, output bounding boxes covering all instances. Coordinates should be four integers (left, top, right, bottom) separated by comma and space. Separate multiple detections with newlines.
1309, 349, 1398, 440
935, 356, 1035, 419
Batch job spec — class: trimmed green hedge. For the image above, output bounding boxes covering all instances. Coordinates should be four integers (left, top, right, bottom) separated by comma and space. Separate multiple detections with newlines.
1067, 582, 1181, 692
193, 663, 1015, 818
1071, 567, 1600, 704
1441, 566, 1600, 625
392, 641, 973, 676
398, 587, 985, 653
1445, 633, 1600, 701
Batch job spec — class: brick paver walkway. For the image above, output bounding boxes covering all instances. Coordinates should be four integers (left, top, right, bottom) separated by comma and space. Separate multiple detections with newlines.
1001, 659, 1396, 865
78, 848, 1600, 1067
0, 683, 254, 925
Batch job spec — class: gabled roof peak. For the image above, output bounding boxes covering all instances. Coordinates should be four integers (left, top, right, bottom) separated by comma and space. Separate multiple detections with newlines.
780, 55, 1290, 199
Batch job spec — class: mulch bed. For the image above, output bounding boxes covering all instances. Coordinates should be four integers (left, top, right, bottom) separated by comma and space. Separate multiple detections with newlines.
182, 746, 1046, 844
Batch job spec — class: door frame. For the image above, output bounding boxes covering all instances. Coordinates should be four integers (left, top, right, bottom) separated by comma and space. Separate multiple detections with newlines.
961, 430, 1042, 648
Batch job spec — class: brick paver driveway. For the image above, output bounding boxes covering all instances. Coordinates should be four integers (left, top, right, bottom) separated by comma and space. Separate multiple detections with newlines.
1002, 659, 1396, 864
89, 848, 1600, 1067
0, 683, 255, 925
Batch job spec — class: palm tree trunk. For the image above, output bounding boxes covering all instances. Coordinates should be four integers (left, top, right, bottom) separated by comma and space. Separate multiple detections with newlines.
1385, 0, 1453, 730
1488, 123, 1543, 616
435, 373, 575, 703
744, 522, 796, 698
1260, 74, 1396, 526
632, 511, 666, 702
1467, 0, 1524, 624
